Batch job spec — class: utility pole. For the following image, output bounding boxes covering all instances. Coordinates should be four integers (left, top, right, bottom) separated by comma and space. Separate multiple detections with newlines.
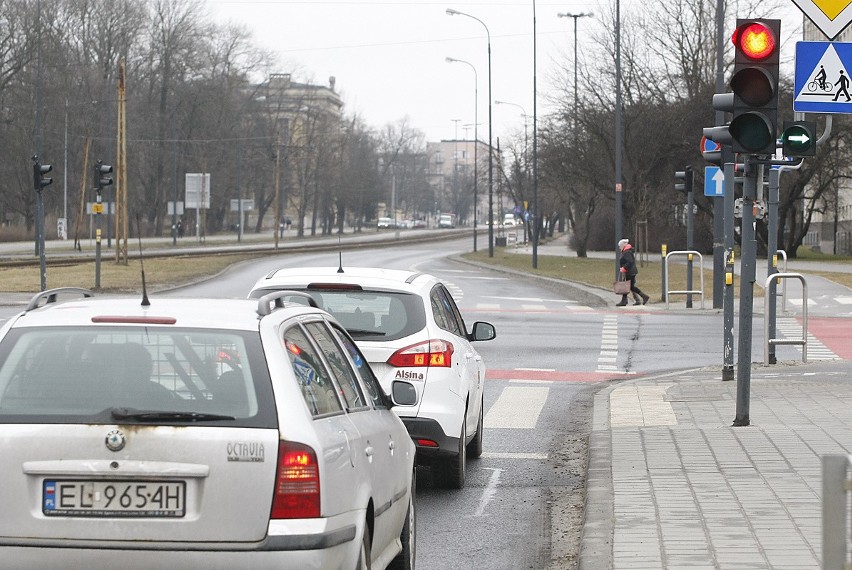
115, 58, 128, 264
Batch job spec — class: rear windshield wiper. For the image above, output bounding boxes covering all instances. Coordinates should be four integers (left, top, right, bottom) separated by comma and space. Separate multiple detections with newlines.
111, 408, 236, 422
346, 329, 387, 337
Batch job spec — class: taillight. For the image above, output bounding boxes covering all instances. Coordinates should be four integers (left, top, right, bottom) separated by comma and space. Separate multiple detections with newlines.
271, 442, 320, 519
387, 339, 453, 368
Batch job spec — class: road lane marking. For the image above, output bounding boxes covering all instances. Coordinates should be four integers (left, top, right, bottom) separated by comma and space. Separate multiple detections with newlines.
487, 369, 621, 382
480, 452, 549, 460
777, 317, 839, 360
484, 386, 549, 429
474, 468, 502, 517
596, 314, 619, 373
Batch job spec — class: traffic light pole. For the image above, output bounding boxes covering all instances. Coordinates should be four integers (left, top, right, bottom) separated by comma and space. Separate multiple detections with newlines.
767, 168, 780, 365
734, 160, 761, 427
686, 173, 694, 309
36, 190, 46, 291
722, 162, 736, 382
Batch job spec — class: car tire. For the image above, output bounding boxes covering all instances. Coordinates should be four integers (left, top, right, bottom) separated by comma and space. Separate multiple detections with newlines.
466, 399, 484, 459
356, 521, 372, 570
389, 469, 416, 570
435, 418, 466, 489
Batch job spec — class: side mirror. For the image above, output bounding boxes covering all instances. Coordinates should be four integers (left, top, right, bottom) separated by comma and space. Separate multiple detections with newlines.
470, 321, 496, 342
390, 380, 417, 406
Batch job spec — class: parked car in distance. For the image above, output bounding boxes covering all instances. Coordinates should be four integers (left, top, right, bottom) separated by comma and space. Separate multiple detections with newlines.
249, 267, 496, 489
503, 214, 518, 227
377, 217, 398, 229
437, 214, 455, 228
0, 288, 416, 570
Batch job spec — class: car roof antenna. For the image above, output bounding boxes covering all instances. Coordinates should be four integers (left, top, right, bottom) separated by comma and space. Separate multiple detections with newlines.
337, 235, 344, 273
136, 213, 150, 306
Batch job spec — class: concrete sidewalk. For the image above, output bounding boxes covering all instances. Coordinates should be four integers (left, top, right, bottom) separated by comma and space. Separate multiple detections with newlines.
579, 359, 852, 569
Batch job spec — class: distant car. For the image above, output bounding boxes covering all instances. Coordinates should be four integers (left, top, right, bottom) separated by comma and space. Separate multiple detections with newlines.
411, 219, 427, 229
0, 288, 415, 569
503, 214, 517, 227
249, 267, 496, 489
377, 217, 398, 229
437, 214, 455, 228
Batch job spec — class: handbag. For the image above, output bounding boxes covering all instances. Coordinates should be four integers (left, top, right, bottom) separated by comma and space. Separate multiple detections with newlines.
613, 275, 631, 295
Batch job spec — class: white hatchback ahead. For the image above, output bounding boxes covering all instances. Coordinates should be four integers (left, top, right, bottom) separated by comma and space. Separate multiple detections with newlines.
249, 267, 496, 489
0, 288, 415, 570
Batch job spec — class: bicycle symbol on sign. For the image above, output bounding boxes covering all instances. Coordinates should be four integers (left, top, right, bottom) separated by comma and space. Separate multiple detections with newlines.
808, 65, 832, 93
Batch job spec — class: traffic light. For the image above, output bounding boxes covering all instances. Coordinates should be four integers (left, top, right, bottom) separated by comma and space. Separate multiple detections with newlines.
729, 19, 780, 154
704, 19, 780, 155
674, 166, 693, 194
95, 161, 113, 191
781, 121, 816, 157
32, 156, 53, 191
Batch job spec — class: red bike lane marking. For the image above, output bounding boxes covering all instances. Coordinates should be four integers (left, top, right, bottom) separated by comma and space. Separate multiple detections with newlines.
800, 317, 852, 359
486, 368, 628, 382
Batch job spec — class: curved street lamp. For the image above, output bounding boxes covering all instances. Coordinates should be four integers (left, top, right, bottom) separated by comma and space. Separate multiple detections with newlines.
446, 56, 479, 252
494, 100, 530, 240
447, 8, 494, 257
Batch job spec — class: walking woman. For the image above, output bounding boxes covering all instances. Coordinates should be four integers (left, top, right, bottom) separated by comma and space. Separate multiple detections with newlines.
616, 238, 650, 306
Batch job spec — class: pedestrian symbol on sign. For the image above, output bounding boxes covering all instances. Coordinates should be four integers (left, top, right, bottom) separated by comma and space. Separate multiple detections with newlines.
794, 42, 852, 113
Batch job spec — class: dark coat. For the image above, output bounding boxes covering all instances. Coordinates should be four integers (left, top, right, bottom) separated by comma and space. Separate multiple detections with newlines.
619, 246, 638, 277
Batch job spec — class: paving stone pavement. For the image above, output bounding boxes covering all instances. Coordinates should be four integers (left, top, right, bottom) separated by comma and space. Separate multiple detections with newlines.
580, 360, 852, 570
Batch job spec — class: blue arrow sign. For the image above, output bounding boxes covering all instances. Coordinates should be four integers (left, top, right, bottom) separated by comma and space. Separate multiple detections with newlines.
704, 166, 724, 197
794, 41, 852, 113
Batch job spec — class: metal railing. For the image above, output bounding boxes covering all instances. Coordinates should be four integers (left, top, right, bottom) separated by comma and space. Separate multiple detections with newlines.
822, 454, 852, 569
664, 250, 704, 309
763, 272, 808, 365
773, 249, 788, 312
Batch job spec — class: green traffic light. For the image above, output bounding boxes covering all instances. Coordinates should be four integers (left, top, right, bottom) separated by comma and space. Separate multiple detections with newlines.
783, 126, 811, 152
781, 121, 816, 157
729, 112, 774, 153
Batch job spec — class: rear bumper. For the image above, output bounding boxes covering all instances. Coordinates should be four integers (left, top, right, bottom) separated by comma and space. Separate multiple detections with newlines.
402, 417, 459, 461
0, 516, 361, 569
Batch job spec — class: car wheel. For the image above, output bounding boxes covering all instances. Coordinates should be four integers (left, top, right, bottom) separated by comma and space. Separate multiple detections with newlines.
356, 521, 372, 570
466, 398, 484, 459
389, 469, 416, 570
435, 418, 466, 489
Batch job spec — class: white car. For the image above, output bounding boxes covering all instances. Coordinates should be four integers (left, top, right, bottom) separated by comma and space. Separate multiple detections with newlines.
249, 267, 496, 489
0, 288, 415, 569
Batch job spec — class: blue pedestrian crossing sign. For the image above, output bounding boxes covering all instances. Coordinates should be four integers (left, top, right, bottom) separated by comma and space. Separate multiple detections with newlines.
704, 166, 724, 197
794, 41, 852, 113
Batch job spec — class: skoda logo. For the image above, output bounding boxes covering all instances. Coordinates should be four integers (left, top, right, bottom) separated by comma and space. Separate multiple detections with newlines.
105, 429, 126, 452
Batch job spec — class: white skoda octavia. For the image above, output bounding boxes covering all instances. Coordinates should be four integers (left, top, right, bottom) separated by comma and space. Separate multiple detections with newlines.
249, 267, 496, 489
0, 288, 415, 570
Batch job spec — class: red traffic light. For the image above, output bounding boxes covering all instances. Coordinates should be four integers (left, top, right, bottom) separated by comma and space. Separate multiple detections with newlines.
732, 22, 776, 60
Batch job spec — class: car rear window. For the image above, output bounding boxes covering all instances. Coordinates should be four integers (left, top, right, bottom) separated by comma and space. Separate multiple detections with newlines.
262, 289, 426, 341
0, 327, 276, 427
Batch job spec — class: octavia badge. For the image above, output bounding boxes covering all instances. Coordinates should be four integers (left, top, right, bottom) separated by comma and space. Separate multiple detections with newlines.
105, 429, 126, 452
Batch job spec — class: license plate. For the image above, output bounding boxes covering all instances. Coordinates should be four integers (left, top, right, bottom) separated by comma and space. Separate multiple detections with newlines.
43, 480, 186, 517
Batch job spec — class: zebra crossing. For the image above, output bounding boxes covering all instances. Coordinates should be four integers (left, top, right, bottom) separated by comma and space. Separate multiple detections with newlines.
776, 317, 840, 360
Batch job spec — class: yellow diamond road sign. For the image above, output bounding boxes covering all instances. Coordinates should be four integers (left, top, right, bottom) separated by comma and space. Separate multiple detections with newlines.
793, 0, 852, 39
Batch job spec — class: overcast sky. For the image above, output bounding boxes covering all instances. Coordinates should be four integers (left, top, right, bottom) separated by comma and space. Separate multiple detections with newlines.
204, 0, 604, 145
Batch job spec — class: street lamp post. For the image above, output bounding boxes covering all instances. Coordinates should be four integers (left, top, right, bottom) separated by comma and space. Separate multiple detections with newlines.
447, 8, 494, 257
494, 100, 528, 165
557, 12, 593, 130
446, 56, 479, 252
533, 0, 539, 268
494, 100, 529, 239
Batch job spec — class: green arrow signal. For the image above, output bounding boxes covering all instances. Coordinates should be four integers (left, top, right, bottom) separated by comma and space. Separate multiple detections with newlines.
781, 121, 816, 157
